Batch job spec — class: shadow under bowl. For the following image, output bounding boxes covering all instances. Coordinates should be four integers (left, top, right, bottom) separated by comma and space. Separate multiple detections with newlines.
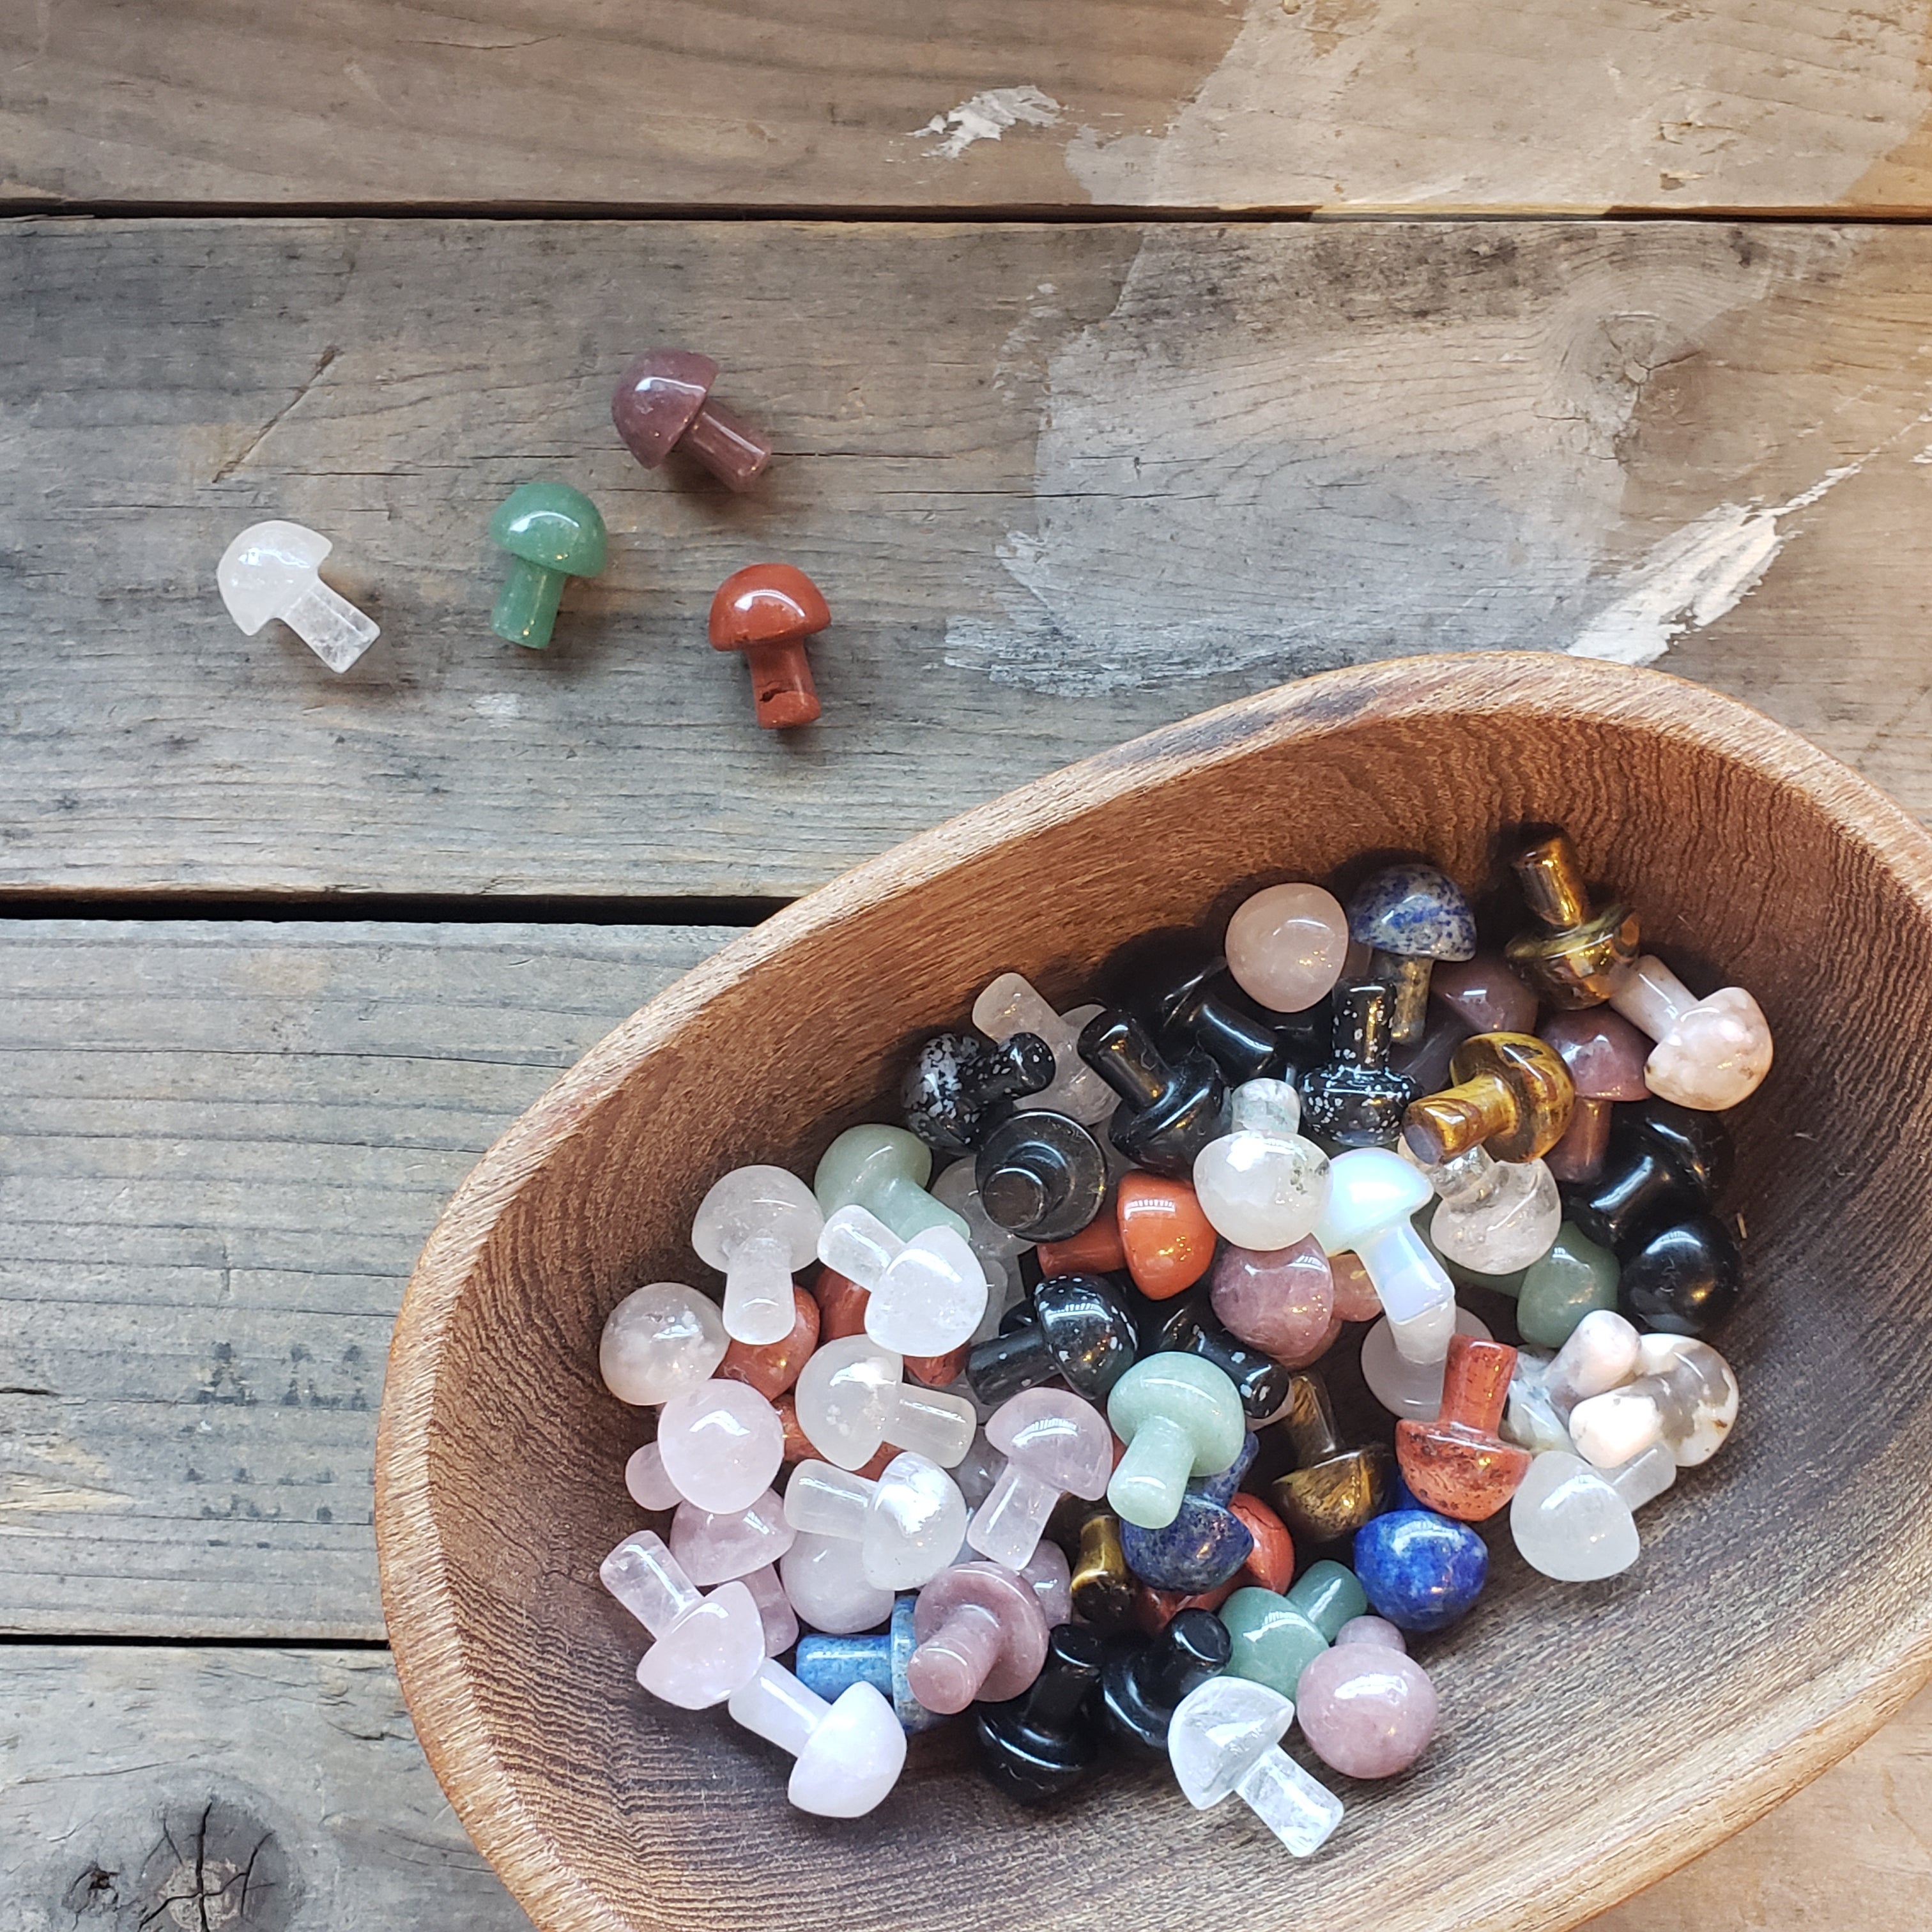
376, 652, 1932, 1932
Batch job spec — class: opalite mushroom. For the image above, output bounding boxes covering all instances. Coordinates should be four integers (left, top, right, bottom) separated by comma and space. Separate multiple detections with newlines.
1311, 1146, 1455, 1367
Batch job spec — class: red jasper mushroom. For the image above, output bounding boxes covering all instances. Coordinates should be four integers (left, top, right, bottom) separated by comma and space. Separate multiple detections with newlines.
709, 564, 829, 730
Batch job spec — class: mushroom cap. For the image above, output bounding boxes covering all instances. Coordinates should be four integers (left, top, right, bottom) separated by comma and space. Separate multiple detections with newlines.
217, 519, 331, 633
1312, 1146, 1432, 1253
1347, 862, 1478, 962
691, 1163, 823, 1272
488, 482, 608, 576
788, 1681, 908, 1817
611, 347, 719, 468
1032, 1274, 1139, 1399
1105, 1353, 1246, 1477
634, 1579, 766, 1709
813, 1124, 931, 1218
861, 1452, 967, 1590
709, 562, 831, 651
910, 1560, 1050, 1710
986, 1387, 1114, 1496
1168, 1674, 1294, 1808
1538, 1009, 1652, 1101
792, 1333, 900, 1469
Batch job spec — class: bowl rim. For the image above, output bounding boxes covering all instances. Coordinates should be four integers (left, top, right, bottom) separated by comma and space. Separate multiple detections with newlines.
374, 650, 1932, 1932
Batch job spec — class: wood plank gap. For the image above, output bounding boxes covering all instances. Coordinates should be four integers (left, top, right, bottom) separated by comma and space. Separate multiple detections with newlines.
0, 1629, 394, 1652
15, 199, 1932, 226
0, 893, 787, 927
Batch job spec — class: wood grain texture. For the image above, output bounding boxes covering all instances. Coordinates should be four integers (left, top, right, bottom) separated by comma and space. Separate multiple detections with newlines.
375, 656, 1932, 1932
0, 919, 733, 1639
9, 1, 1932, 213
0, 1644, 533, 1931
0, 1646, 1926, 1932
8, 216, 1932, 899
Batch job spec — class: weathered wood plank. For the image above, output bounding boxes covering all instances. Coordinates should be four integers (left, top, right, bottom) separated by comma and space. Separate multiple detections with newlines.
6, 1, 1932, 215
0, 1644, 535, 1931
7, 216, 1932, 901
0, 920, 735, 1639
2, 1644, 1927, 1931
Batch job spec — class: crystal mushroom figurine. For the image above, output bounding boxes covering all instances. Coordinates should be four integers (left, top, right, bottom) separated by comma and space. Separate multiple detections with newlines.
611, 348, 772, 493
656, 1378, 786, 1514
778, 1529, 895, 1635
975, 1623, 1107, 1803
1300, 981, 1419, 1148
1510, 1443, 1679, 1581
1192, 1078, 1331, 1250
599, 1529, 765, 1708
1105, 1353, 1246, 1530
727, 1661, 908, 1818
1395, 1335, 1532, 1521
487, 481, 606, 648
972, 974, 1116, 1125
709, 563, 830, 730
1347, 862, 1477, 1043
1168, 1675, 1344, 1858
814, 1124, 971, 1241
907, 1558, 1052, 1715
1566, 1334, 1739, 1469
599, 1282, 730, 1406
668, 1487, 795, 1583
792, 1333, 976, 1471
816, 1204, 989, 1355
1606, 953, 1774, 1110
691, 1165, 825, 1347
1420, 1144, 1561, 1273
965, 1273, 1139, 1406
217, 520, 379, 673
969, 1388, 1114, 1569
1223, 882, 1351, 1015
795, 1595, 947, 1734
1078, 1009, 1227, 1179
1505, 832, 1641, 1009
1312, 1146, 1456, 1367
783, 1453, 967, 1591
901, 1030, 1055, 1156
1295, 1617, 1439, 1777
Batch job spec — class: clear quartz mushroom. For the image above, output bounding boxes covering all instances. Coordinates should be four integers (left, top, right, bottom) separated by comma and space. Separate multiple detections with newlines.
783, 1452, 968, 1590
691, 1165, 824, 1346
217, 520, 380, 673
1606, 954, 1773, 1110
1167, 1675, 1344, 1857
793, 1333, 977, 1471
1419, 1145, 1561, 1274
728, 1660, 908, 1818
1192, 1079, 1331, 1250
816, 1203, 990, 1354
1510, 1442, 1678, 1581
778, 1529, 896, 1635
599, 1530, 765, 1709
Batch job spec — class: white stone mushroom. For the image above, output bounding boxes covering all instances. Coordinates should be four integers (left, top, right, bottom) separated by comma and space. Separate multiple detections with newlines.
728, 1660, 908, 1818
816, 1203, 989, 1355
1167, 1675, 1344, 1857
217, 520, 379, 673
691, 1164, 824, 1346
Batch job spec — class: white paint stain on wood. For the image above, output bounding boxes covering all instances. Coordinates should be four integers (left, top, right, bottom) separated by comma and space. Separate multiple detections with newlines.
944, 227, 1857, 694
1065, 0, 1929, 209
912, 87, 1062, 160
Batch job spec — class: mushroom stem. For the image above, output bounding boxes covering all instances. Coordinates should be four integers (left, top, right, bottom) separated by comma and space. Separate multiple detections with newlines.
1370, 950, 1434, 1043
743, 641, 820, 728
682, 397, 774, 493
492, 555, 566, 648
281, 580, 380, 673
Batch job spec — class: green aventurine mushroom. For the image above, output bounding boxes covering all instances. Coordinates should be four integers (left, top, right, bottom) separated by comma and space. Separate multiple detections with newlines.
489, 482, 608, 648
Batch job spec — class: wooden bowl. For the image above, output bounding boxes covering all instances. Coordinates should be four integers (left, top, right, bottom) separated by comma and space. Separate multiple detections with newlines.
376, 654, 1932, 1932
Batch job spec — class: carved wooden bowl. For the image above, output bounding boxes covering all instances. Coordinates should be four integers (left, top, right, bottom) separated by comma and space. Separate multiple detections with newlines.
376, 654, 1932, 1932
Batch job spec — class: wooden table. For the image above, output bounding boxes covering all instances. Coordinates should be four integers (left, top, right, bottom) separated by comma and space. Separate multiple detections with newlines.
5, 6, 1932, 1925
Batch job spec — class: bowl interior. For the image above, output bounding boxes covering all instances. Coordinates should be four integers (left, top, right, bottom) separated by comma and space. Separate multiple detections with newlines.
378, 656, 1932, 1932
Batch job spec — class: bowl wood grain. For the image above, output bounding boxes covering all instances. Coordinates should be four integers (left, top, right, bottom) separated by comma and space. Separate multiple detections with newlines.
376, 653, 1932, 1932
